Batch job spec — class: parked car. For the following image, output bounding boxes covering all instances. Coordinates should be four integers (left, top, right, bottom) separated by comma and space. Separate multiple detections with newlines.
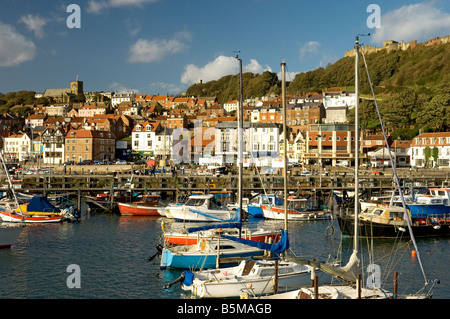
115, 160, 127, 165
64, 161, 75, 165
78, 160, 93, 165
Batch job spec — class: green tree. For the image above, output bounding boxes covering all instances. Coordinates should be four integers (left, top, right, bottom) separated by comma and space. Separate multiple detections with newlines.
432, 147, 439, 167
381, 89, 420, 129
424, 146, 431, 168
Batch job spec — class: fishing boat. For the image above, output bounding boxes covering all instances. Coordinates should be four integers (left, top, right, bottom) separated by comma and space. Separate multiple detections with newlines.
169, 194, 237, 222
247, 194, 283, 218
117, 194, 161, 216
181, 257, 331, 298
337, 204, 450, 238
261, 196, 332, 221
407, 188, 450, 218
0, 223, 24, 248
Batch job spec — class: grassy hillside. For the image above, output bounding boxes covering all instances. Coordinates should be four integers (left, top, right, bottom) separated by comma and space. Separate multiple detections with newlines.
187, 42, 450, 103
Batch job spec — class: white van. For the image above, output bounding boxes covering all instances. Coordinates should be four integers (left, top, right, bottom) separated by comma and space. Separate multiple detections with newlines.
336, 160, 349, 167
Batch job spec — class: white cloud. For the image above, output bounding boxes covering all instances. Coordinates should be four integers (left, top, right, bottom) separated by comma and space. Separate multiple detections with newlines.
181, 56, 237, 85
109, 82, 139, 93
0, 21, 36, 67
19, 14, 48, 39
181, 55, 271, 85
371, 2, 450, 44
277, 71, 300, 82
87, 0, 157, 14
299, 41, 321, 60
243, 59, 272, 73
128, 30, 192, 63
128, 38, 186, 63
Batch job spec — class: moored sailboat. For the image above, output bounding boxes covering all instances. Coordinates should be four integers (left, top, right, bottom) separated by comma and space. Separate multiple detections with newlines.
0, 195, 63, 223
261, 196, 332, 221
169, 194, 237, 222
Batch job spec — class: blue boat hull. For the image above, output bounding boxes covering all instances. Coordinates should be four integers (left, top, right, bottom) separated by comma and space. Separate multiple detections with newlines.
248, 205, 264, 218
408, 204, 450, 218
160, 248, 265, 270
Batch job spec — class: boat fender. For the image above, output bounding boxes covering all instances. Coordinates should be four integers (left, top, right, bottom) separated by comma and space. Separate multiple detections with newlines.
200, 238, 207, 251
161, 220, 165, 233
147, 244, 163, 262
240, 292, 249, 299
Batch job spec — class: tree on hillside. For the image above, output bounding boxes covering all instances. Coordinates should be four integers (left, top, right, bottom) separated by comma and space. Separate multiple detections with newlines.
381, 89, 421, 129
416, 83, 450, 131
347, 99, 379, 133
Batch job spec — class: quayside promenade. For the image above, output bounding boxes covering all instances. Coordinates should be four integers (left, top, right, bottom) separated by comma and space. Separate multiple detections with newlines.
3, 164, 449, 201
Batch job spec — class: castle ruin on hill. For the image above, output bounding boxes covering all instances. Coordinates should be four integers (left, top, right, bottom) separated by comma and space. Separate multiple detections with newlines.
345, 35, 450, 57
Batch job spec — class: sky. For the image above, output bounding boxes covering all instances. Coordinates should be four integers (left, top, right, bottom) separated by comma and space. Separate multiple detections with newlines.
1, 0, 450, 96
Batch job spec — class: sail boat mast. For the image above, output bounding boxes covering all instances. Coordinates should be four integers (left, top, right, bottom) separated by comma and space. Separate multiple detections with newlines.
281, 61, 288, 232
353, 36, 360, 255
236, 55, 244, 238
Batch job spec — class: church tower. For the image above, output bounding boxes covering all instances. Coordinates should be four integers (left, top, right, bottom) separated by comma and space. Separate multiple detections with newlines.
70, 77, 83, 95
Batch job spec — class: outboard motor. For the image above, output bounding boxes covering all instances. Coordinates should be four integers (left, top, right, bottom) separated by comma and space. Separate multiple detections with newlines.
147, 244, 163, 262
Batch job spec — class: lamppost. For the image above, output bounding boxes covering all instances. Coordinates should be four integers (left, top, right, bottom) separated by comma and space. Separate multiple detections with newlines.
317, 133, 326, 187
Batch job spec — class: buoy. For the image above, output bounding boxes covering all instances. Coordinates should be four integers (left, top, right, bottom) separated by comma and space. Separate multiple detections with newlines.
247, 283, 252, 289
411, 250, 417, 257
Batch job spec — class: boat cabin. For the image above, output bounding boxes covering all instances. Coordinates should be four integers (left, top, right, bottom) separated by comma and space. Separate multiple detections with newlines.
185, 194, 224, 210
251, 194, 282, 206
134, 194, 160, 206
360, 205, 409, 226
287, 197, 307, 211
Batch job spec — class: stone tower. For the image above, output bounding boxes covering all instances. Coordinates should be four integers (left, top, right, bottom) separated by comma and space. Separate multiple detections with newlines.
70, 78, 83, 95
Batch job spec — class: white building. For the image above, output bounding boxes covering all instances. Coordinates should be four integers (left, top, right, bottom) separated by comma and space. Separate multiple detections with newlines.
410, 132, 450, 168
214, 121, 280, 164
323, 91, 356, 109
42, 127, 65, 165
154, 128, 173, 160
223, 100, 239, 114
3, 132, 32, 162
131, 121, 162, 158
111, 92, 136, 107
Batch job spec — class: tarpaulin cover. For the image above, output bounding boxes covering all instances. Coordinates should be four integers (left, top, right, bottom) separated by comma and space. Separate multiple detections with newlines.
220, 229, 289, 254
27, 196, 60, 213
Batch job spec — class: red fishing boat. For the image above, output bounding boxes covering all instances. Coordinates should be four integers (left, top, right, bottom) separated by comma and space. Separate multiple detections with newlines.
117, 194, 161, 216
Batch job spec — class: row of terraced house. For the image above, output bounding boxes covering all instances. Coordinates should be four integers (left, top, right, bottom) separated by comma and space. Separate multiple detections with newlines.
1, 81, 449, 168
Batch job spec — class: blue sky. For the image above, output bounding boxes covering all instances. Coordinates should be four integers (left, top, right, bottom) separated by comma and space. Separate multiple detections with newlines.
1, 0, 450, 96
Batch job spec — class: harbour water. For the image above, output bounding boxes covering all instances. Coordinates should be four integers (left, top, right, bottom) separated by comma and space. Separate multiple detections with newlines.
0, 211, 449, 299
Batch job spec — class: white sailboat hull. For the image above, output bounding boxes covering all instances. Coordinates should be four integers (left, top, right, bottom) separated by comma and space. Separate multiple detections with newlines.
261, 205, 331, 221
183, 260, 333, 298
170, 206, 235, 222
